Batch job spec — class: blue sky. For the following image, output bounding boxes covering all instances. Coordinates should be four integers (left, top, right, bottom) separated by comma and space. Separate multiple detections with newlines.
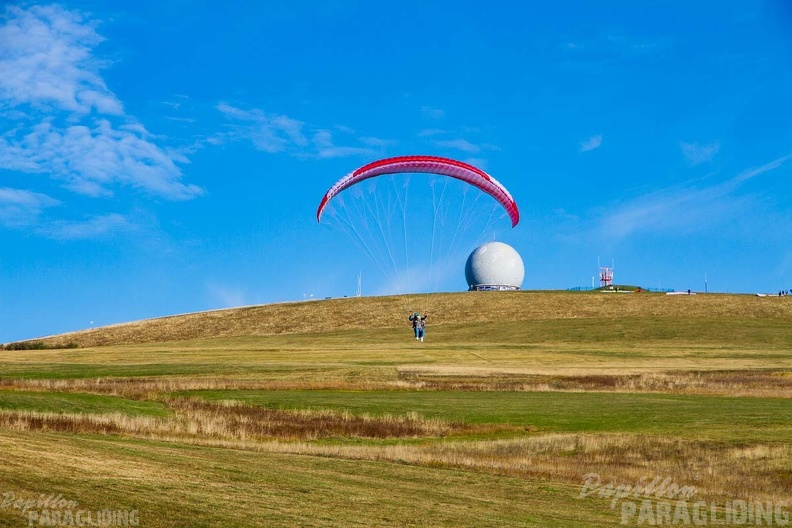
2, 1, 792, 341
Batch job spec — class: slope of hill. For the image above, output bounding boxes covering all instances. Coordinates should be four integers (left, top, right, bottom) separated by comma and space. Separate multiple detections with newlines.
26, 290, 792, 348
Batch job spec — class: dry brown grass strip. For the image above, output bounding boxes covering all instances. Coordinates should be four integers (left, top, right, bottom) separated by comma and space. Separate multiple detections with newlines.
0, 399, 479, 440
168, 398, 468, 439
3, 369, 791, 399
397, 369, 792, 397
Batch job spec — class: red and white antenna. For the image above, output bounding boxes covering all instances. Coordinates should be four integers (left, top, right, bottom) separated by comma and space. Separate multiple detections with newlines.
598, 257, 614, 287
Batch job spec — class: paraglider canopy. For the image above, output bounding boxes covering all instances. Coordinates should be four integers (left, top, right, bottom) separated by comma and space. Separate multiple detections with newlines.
317, 155, 519, 227
317, 155, 520, 294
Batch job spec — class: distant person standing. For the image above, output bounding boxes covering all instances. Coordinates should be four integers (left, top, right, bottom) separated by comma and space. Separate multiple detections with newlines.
408, 312, 428, 341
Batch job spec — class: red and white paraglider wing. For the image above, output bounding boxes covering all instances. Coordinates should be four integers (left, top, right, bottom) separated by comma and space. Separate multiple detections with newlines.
316, 155, 519, 227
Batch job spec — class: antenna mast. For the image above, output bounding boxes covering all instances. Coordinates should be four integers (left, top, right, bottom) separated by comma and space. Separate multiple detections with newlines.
598, 257, 614, 287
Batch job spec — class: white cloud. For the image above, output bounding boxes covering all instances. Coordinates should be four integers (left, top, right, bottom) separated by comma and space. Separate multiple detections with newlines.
215, 102, 253, 121
597, 151, 792, 239
0, 5, 201, 210
316, 146, 376, 159
360, 136, 397, 148
313, 130, 374, 158
43, 213, 134, 240
434, 138, 481, 154
0, 187, 58, 207
217, 105, 381, 159
0, 187, 135, 241
0, 187, 59, 227
417, 128, 446, 137
732, 152, 792, 185
580, 135, 603, 152
420, 105, 445, 119
0, 5, 121, 115
0, 119, 202, 199
420, 128, 499, 155
312, 129, 333, 149
599, 187, 738, 238
680, 141, 720, 165
217, 102, 308, 153
561, 34, 670, 71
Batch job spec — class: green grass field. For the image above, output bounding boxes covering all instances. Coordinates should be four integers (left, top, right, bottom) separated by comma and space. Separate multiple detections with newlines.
183, 389, 792, 441
1, 291, 790, 527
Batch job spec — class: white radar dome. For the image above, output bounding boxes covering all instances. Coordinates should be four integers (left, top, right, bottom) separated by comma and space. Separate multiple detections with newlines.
465, 242, 525, 291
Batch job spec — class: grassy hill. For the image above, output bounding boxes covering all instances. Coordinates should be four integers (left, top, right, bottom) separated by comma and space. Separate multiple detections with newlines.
1, 290, 791, 527
24, 290, 792, 348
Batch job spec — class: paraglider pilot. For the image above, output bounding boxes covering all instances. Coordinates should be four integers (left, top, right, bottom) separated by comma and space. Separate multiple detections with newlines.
408, 312, 428, 342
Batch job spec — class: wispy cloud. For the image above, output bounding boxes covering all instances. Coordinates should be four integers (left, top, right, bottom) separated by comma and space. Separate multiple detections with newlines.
312, 130, 375, 158
1, 119, 203, 199
598, 186, 742, 239
164, 116, 196, 123
562, 34, 670, 71
597, 152, 792, 239
360, 136, 398, 148
731, 153, 792, 185
434, 138, 481, 154
420, 105, 445, 119
217, 103, 382, 159
417, 128, 446, 137
0, 187, 59, 227
680, 141, 720, 165
217, 102, 308, 153
316, 147, 376, 159
0, 5, 122, 115
42, 213, 134, 240
580, 135, 603, 152
416, 121, 502, 163
0, 5, 201, 207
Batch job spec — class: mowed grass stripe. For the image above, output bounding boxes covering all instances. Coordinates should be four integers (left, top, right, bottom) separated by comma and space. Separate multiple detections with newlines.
0, 430, 618, 528
0, 362, 246, 380
0, 390, 169, 416
184, 390, 792, 441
